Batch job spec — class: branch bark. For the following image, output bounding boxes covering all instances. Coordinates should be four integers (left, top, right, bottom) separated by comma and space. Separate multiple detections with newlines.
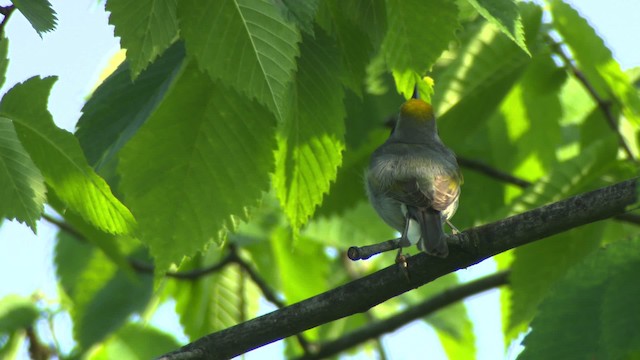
157, 178, 638, 360
296, 271, 509, 360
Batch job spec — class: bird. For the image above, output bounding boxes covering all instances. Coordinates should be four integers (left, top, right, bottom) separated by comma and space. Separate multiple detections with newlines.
365, 97, 462, 258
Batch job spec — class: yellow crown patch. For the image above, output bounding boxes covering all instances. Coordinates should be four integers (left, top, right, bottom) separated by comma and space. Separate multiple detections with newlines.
400, 99, 434, 121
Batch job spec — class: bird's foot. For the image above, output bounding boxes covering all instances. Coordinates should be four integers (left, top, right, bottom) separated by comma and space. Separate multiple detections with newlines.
395, 249, 411, 282
445, 219, 460, 235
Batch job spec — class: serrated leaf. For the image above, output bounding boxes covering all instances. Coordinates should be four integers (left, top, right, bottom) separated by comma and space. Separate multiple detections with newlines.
274, 29, 346, 232
0, 117, 45, 230
178, 0, 301, 122
382, 0, 459, 77
0, 295, 39, 333
549, 0, 640, 125
119, 63, 277, 272
465, 0, 529, 55
89, 323, 180, 360
274, 0, 319, 35
0, 77, 136, 234
11, 0, 57, 35
107, 0, 179, 79
317, 0, 376, 96
173, 254, 260, 340
76, 42, 186, 170
519, 238, 640, 359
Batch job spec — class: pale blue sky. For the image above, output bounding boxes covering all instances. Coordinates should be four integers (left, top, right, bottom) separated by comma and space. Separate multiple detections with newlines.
0, 1, 638, 359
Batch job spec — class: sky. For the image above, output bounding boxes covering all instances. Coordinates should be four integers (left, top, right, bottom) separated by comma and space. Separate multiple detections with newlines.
0, 1, 638, 359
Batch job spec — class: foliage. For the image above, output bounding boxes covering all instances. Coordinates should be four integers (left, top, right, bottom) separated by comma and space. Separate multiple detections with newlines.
0, 0, 639, 359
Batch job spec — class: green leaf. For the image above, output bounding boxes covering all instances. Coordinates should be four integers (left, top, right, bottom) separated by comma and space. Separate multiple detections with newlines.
549, 0, 640, 126
77, 265, 153, 349
89, 323, 180, 360
316, 0, 376, 96
76, 42, 186, 170
55, 233, 153, 350
382, 0, 459, 75
506, 140, 617, 339
119, 63, 277, 272
0, 117, 45, 230
519, 238, 640, 359
271, 227, 328, 312
392, 69, 434, 101
107, 0, 179, 78
0, 77, 136, 234
0, 295, 39, 333
274, 29, 346, 232
173, 252, 260, 340
178, 0, 301, 121
434, 2, 541, 144
11, 0, 57, 35
274, 0, 319, 35
464, 0, 529, 55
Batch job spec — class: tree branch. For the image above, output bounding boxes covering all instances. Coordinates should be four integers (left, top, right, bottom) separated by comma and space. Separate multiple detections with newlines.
157, 178, 638, 360
546, 36, 636, 161
296, 271, 509, 360
457, 156, 532, 188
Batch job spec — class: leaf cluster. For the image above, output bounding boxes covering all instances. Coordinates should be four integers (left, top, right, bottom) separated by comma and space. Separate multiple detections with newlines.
0, 0, 639, 359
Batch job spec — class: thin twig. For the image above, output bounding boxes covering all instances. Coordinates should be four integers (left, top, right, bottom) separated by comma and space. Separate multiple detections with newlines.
546, 35, 636, 161
295, 271, 509, 360
41, 213, 85, 241
457, 156, 533, 188
129, 255, 234, 279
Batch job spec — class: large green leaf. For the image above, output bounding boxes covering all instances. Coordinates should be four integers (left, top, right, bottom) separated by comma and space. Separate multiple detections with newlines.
107, 0, 179, 79
464, 0, 529, 55
0, 117, 45, 230
76, 42, 186, 170
434, 2, 541, 143
178, 0, 301, 121
172, 251, 260, 340
0, 77, 136, 234
549, 0, 640, 126
519, 238, 640, 359
119, 63, 277, 272
382, 0, 459, 75
11, 0, 57, 35
274, 29, 346, 232
89, 323, 180, 360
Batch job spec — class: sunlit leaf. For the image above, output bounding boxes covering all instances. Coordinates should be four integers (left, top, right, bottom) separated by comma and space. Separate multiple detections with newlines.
119, 63, 277, 272
107, 0, 179, 78
0, 77, 136, 234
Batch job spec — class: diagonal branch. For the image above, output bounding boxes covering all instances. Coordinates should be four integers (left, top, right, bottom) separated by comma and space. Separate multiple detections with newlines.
157, 178, 638, 360
546, 36, 636, 161
296, 271, 509, 360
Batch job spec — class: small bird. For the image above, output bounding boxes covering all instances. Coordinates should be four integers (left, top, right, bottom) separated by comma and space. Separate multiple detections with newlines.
365, 98, 462, 258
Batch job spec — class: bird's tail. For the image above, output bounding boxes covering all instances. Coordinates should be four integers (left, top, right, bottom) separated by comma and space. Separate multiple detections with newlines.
409, 207, 449, 257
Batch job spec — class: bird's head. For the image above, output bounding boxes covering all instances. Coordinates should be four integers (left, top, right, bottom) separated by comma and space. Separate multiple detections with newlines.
391, 99, 438, 143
